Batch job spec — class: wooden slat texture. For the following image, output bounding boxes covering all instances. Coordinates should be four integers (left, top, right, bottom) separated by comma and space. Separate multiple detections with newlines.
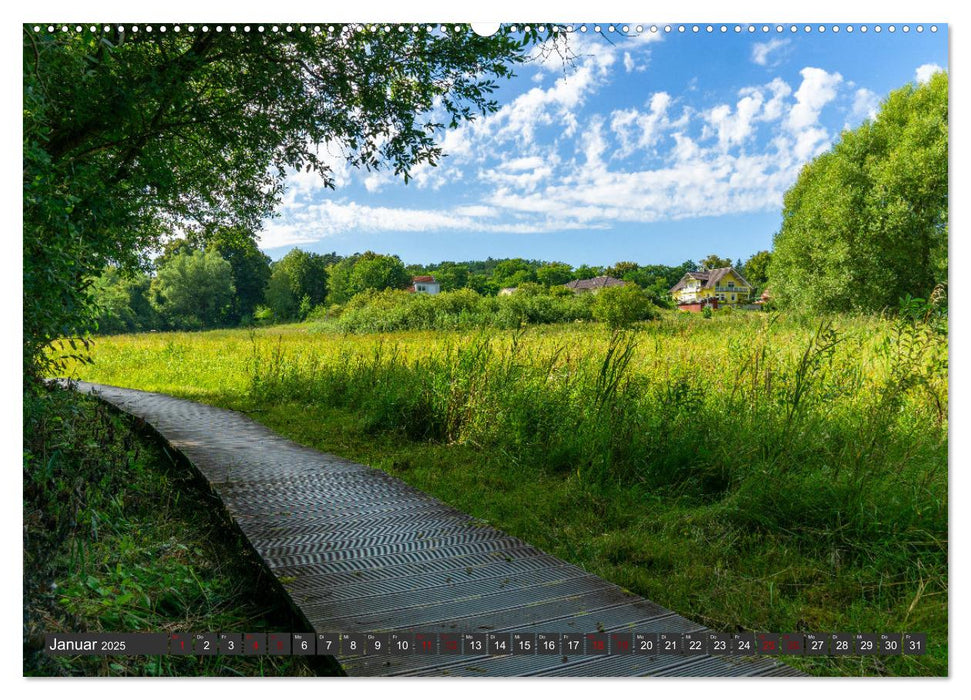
74, 381, 803, 677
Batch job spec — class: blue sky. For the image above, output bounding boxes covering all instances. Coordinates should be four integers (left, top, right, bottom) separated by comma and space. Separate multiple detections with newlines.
260, 24, 948, 268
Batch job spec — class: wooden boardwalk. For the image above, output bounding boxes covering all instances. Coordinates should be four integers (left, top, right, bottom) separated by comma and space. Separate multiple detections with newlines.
75, 381, 802, 677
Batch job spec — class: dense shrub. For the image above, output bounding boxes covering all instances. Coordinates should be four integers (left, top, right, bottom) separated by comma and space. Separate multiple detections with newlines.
592, 284, 659, 328
324, 287, 615, 333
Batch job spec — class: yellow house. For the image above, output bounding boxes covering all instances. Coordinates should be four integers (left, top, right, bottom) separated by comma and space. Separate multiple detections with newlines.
669, 266, 753, 306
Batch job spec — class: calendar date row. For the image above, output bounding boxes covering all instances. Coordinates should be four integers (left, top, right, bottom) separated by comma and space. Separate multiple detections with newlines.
45, 631, 926, 657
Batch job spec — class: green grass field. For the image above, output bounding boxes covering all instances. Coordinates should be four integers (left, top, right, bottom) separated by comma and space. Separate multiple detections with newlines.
62, 309, 948, 676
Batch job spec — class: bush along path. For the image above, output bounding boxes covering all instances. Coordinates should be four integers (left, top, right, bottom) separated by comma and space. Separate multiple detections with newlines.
69, 381, 802, 677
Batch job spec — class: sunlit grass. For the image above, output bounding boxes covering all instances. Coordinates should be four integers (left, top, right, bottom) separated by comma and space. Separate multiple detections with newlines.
64, 309, 948, 676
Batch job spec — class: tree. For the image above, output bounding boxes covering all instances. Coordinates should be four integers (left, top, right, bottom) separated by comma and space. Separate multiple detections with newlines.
433, 262, 471, 291
492, 258, 537, 288
278, 249, 328, 305
770, 71, 947, 312
151, 249, 235, 329
573, 264, 605, 280
466, 273, 499, 296
605, 261, 640, 278
536, 262, 574, 287
24, 24, 549, 379
349, 251, 411, 296
265, 266, 300, 321
153, 239, 196, 272
207, 227, 272, 322
325, 252, 410, 304
592, 285, 658, 328
326, 256, 359, 305
264, 248, 329, 320
90, 266, 159, 334
700, 254, 732, 270
742, 250, 772, 293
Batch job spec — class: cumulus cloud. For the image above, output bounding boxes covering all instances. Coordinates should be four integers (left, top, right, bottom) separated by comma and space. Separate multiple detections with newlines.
280, 140, 353, 207
752, 38, 790, 66
786, 67, 842, 132
705, 91, 764, 149
481, 155, 556, 191
610, 92, 674, 157
270, 43, 866, 250
757, 78, 792, 122
436, 31, 662, 160
915, 63, 944, 83
851, 88, 881, 122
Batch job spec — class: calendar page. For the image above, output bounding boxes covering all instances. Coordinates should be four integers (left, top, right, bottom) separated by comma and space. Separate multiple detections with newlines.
22, 1, 951, 687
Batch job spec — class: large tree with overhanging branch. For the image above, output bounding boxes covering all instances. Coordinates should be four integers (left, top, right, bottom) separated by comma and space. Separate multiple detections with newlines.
769, 71, 948, 312
23, 23, 557, 382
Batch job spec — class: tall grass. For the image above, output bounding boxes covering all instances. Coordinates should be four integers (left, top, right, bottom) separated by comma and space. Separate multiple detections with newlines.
66, 307, 948, 675
245, 312, 946, 554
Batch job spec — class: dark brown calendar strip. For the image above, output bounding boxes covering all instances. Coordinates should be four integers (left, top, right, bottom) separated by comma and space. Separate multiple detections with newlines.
44, 632, 926, 657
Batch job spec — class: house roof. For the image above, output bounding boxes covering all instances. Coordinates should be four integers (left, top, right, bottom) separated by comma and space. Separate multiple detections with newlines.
564, 276, 627, 291
669, 267, 752, 294
412, 275, 436, 283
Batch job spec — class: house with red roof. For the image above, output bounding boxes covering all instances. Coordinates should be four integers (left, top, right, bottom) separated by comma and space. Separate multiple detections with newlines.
407, 275, 441, 295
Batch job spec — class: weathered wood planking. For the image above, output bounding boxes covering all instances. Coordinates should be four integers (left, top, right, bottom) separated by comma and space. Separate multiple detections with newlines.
74, 381, 803, 677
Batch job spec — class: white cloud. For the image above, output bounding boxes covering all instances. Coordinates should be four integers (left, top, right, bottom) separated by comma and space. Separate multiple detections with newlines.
362, 172, 390, 193
759, 78, 792, 122
915, 63, 944, 84
481, 159, 555, 191
260, 201, 482, 248
752, 38, 790, 67
851, 88, 881, 122
280, 140, 353, 206
792, 127, 829, 161
671, 133, 700, 162
435, 31, 659, 161
786, 67, 842, 132
499, 156, 547, 172
622, 50, 649, 73
270, 43, 866, 247
705, 91, 764, 149
581, 116, 608, 173
610, 92, 673, 157
452, 205, 497, 218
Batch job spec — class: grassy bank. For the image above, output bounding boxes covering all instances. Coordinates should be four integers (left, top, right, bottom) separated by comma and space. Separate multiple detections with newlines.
23, 384, 341, 676
63, 309, 948, 676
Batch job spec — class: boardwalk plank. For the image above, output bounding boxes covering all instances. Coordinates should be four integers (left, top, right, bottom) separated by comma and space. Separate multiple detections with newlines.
74, 381, 802, 678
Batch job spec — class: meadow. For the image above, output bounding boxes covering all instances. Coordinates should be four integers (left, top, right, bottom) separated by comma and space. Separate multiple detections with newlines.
65, 306, 948, 676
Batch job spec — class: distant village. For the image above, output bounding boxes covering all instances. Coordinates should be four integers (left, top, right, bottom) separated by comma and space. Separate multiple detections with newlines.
407, 265, 770, 312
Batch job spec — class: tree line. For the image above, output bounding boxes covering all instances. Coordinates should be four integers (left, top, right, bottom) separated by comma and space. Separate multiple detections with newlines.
91, 241, 778, 334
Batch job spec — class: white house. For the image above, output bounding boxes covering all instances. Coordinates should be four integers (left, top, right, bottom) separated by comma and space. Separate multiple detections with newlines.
410, 275, 441, 295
